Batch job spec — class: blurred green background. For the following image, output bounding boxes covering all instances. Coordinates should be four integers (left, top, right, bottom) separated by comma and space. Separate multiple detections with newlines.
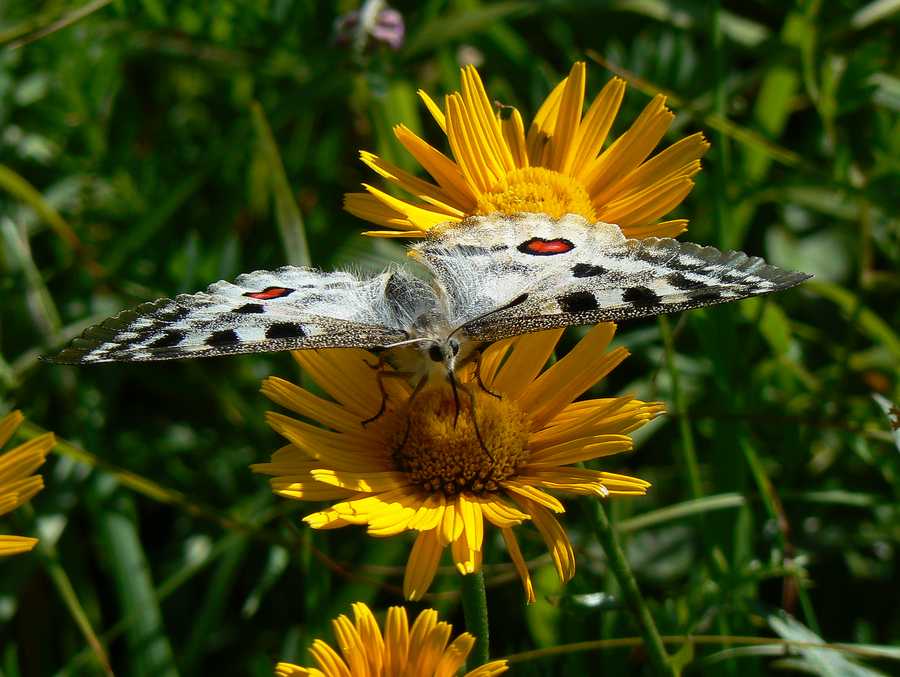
1, 1, 898, 675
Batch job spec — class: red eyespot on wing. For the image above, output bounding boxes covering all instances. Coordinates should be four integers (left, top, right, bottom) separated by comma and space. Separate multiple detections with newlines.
243, 286, 295, 300
517, 237, 576, 256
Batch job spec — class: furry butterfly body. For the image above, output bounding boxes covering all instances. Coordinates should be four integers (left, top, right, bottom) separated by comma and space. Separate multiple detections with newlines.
49, 213, 810, 379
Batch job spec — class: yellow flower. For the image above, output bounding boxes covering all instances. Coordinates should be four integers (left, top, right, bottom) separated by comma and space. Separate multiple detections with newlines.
0, 411, 53, 557
274, 602, 507, 677
252, 324, 661, 602
345, 61, 708, 239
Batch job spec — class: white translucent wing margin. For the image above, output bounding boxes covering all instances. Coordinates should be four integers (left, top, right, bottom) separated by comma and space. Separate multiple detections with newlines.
48, 266, 433, 363
463, 237, 811, 341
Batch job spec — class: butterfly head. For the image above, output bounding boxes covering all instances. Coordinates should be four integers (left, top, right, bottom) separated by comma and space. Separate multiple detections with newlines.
425, 336, 462, 374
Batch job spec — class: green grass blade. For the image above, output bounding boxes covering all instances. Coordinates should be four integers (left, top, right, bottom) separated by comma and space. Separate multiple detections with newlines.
250, 102, 311, 267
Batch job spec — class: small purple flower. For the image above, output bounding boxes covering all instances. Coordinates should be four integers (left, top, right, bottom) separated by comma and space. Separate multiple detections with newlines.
335, 1, 405, 52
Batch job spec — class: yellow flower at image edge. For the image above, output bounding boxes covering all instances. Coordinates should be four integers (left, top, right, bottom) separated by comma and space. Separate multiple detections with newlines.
0, 411, 53, 556
345, 61, 709, 238
274, 602, 507, 677
252, 325, 662, 602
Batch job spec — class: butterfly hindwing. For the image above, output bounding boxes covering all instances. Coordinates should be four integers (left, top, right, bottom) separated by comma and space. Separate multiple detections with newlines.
48, 267, 429, 364
415, 213, 810, 341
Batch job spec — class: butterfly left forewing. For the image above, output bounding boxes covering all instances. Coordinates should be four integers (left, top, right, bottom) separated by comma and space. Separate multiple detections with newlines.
414, 212, 810, 343
462, 236, 811, 341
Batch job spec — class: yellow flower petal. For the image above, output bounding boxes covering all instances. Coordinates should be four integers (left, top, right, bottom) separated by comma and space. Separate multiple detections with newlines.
352, 602, 385, 676
515, 498, 576, 582
501, 528, 535, 604
478, 496, 530, 528
394, 125, 476, 209
359, 151, 463, 217
310, 469, 411, 493
261, 377, 363, 433
0, 411, 24, 448
404, 529, 443, 601
499, 107, 528, 169
517, 325, 624, 426
0, 535, 39, 557
570, 77, 626, 178
418, 88, 447, 133
502, 480, 565, 513
433, 633, 475, 677
490, 328, 564, 398
466, 660, 510, 677
461, 66, 516, 175
363, 183, 458, 231
549, 61, 585, 173
624, 218, 688, 239
384, 606, 410, 674
410, 621, 452, 676
526, 434, 633, 468
332, 614, 369, 677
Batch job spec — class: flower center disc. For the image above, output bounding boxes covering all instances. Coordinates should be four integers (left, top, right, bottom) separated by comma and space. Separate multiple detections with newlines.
385, 387, 531, 495
476, 166, 597, 221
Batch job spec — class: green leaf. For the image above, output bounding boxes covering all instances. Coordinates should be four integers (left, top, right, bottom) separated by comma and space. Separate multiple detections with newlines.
250, 102, 311, 267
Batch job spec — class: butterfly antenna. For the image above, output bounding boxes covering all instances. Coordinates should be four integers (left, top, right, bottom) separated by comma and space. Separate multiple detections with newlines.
447, 292, 530, 340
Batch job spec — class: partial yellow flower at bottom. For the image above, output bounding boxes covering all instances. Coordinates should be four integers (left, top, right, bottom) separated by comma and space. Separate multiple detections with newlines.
0, 411, 53, 556
252, 324, 661, 602
274, 602, 507, 677
345, 61, 709, 238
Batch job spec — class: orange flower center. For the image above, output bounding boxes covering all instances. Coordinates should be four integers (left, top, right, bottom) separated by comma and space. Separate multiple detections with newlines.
384, 386, 531, 495
475, 166, 597, 221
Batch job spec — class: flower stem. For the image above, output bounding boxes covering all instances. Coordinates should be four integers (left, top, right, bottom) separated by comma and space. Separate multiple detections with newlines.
460, 571, 490, 666
584, 501, 676, 677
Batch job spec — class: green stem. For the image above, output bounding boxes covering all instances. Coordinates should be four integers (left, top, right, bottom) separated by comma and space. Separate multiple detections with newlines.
585, 501, 677, 677
460, 571, 490, 666
659, 316, 703, 502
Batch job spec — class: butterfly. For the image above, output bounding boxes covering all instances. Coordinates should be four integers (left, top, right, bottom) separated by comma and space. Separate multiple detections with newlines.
48, 213, 810, 385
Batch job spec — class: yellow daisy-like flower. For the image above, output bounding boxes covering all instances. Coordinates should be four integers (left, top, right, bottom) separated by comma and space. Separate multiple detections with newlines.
252, 324, 661, 602
0, 411, 53, 557
274, 602, 507, 677
345, 61, 709, 239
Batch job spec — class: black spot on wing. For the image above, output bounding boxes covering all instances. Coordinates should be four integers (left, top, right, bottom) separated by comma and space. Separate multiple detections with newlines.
689, 289, 723, 303
622, 287, 662, 306
572, 263, 606, 278
157, 306, 191, 322
149, 330, 187, 348
447, 244, 510, 256
558, 291, 599, 313
206, 329, 240, 346
234, 303, 265, 314
666, 272, 707, 290
265, 323, 306, 339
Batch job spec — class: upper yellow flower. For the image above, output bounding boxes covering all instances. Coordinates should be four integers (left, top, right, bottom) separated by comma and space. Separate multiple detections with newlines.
274, 602, 507, 677
345, 61, 708, 238
252, 324, 661, 602
0, 411, 53, 557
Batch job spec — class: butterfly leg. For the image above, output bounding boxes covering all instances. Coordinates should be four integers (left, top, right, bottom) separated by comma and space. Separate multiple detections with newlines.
454, 349, 501, 399
458, 381, 494, 460
395, 374, 429, 453
361, 369, 414, 427
473, 353, 501, 399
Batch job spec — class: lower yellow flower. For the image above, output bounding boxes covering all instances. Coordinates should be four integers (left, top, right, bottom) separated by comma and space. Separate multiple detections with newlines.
0, 411, 53, 556
274, 602, 507, 677
253, 324, 661, 602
